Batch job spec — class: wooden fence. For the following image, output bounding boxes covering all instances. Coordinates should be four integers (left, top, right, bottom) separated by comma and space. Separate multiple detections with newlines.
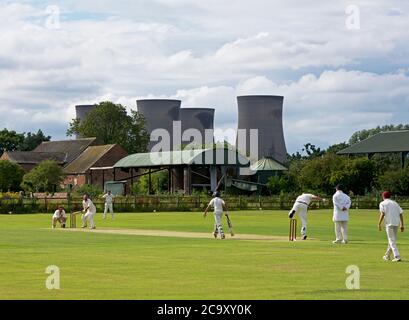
1, 195, 409, 214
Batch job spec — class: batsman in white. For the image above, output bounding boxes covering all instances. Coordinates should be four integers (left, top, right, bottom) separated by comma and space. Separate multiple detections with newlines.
204, 191, 228, 239
102, 190, 115, 220
378, 191, 404, 262
332, 184, 351, 244
52, 205, 67, 229
81, 194, 96, 229
288, 193, 321, 240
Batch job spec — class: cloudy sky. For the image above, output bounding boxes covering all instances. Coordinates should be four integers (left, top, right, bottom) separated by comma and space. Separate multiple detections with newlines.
1, 0, 409, 153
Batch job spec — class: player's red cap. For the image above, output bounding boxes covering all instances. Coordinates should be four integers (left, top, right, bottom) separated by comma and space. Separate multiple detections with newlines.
382, 191, 391, 199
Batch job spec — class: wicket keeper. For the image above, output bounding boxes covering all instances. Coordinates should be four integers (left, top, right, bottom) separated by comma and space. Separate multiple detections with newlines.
378, 191, 404, 262
204, 191, 228, 239
52, 205, 67, 229
288, 193, 321, 240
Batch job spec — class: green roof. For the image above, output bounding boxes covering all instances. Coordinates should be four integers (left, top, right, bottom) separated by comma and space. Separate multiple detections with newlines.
250, 157, 288, 171
114, 148, 250, 168
338, 131, 409, 155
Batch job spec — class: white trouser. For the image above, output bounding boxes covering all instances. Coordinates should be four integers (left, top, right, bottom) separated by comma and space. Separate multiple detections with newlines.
385, 226, 400, 259
82, 211, 96, 228
213, 211, 224, 235
291, 203, 308, 236
334, 221, 348, 241
103, 203, 114, 218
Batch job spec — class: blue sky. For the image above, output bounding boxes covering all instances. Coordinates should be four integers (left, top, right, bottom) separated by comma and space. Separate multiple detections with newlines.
1, 0, 409, 153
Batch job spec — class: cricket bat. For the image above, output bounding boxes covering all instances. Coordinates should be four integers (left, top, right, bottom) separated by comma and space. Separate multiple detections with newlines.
226, 214, 234, 236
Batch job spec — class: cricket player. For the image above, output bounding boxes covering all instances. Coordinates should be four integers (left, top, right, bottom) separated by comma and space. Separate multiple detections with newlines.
378, 191, 404, 262
288, 193, 321, 240
204, 191, 227, 239
81, 194, 96, 229
332, 184, 351, 244
52, 205, 67, 229
102, 190, 115, 219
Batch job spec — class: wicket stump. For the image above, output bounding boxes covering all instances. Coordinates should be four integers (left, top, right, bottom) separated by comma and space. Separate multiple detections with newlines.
70, 212, 77, 228
289, 218, 297, 241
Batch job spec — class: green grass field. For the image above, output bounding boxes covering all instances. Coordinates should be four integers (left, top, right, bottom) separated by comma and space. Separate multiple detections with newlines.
1, 209, 408, 300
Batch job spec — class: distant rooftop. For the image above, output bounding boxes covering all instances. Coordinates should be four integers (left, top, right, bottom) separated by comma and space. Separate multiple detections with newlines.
338, 131, 409, 155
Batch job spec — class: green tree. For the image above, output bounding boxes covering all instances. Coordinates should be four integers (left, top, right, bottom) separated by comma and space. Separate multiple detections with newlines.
132, 170, 169, 195
19, 129, 51, 151
0, 129, 24, 156
0, 160, 25, 192
376, 167, 409, 196
73, 184, 103, 198
21, 160, 64, 193
66, 101, 149, 154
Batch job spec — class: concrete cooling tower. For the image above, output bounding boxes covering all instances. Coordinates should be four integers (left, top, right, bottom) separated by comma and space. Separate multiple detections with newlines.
236, 95, 287, 163
136, 99, 181, 151
180, 108, 215, 146
75, 105, 95, 122
75, 105, 96, 139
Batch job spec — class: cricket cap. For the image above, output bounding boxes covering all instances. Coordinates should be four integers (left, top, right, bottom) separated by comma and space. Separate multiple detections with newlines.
382, 191, 391, 199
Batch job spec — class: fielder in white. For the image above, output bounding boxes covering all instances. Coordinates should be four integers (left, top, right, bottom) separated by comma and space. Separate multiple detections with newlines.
378, 191, 404, 262
332, 184, 351, 244
102, 190, 115, 219
204, 191, 228, 239
288, 193, 321, 240
81, 194, 96, 229
52, 205, 67, 229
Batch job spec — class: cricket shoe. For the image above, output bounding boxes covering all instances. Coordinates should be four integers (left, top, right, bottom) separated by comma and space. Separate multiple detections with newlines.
302, 235, 307, 240
213, 232, 218, 239
342, 240, 348, 244
383, 255, 390, 261
91, 226, 96, 229
288, 210, 296, 219
392, 257, 402, 262
332, 240, 342, 244
221, 234, 226, 240
81, 225, 87, 228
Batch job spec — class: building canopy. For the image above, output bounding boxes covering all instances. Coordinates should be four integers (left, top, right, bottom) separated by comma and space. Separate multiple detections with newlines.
337, 131, 409, 155
113, 148, 250, 169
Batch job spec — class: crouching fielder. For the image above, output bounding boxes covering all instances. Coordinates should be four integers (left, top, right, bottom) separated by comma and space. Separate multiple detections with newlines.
204, 192, 227, 239
288, 193, 321, 240
81, 194, 96, 229
52, 206, 67, 229
378, 191, 404, 262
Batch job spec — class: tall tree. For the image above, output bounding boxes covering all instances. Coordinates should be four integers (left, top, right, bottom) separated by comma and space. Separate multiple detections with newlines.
0, 160, 25, 192
0, 129, 24, 156
66, 101, 149, 154
21, 160, 64, 193
19, 129, 51, 151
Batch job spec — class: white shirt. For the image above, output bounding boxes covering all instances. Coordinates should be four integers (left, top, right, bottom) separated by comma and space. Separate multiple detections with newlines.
83, 199, 96, 214
103, 193, 114, 204
380, 199, 403, 227
53, 209, 66, 219
332, 191, 351, 222
209, 197, 225, 213
296, 193, 315, 206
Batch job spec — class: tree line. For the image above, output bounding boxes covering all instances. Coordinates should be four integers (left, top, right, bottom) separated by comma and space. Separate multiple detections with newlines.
268, 124, 409, 196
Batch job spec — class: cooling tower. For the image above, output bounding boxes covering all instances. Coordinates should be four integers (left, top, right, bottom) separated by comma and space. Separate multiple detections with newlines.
75, 105, 96, 139
75, 105, 95, 122
180, 108, 215, 146
236, 95, 287, 163
136, 99, 181, 151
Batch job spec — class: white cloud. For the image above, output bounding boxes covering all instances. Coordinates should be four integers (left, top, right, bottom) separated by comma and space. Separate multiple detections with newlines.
0, 1, 409, 152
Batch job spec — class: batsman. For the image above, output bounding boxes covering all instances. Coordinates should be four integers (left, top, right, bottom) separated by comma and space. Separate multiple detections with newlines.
204, 191, 230, 239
